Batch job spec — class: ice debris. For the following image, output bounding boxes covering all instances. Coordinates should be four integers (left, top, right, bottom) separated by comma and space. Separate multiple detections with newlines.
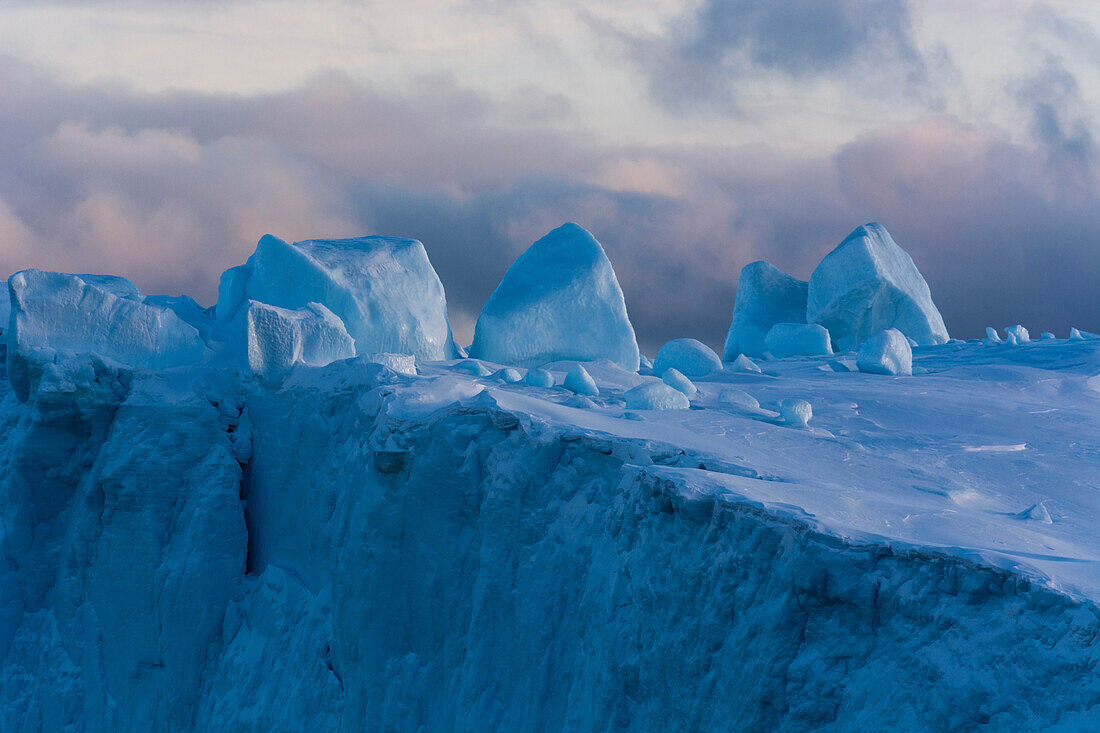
662, 367, 696, 397
1005, 325, 1030, 344
653, 338, 722, 378
454, 360, 493, 377
856, 329, 913, 376
358, 353, 417, 376
469, 223, 640, 371
719, 388, 760, 411
728, 354, 762, 373
493, 367, 524, 383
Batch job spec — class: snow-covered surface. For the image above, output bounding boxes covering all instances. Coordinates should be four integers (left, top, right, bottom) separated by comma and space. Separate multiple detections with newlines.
723, 261, 808, 359
468, 223, 640, 371
856, 328, 913, 376
808, 223, 949, 350
652, 338, 722, 377
624, 380, 690, 410
217, 234, 460, 360
765, 322, 833, 358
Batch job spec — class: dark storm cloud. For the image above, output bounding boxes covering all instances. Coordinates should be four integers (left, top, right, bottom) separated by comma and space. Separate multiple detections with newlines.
612, 0, 933, 113
0, 55, 1098, 354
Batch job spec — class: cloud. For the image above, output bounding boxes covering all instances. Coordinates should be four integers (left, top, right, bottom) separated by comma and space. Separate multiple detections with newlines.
612, 0, 935, 113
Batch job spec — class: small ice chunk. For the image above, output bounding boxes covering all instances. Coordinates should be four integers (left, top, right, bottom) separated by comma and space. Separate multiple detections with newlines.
639, 354, 653, 370
719, 389, 759, 411
856, 329, 913, 376
779, 398, 812, 427
728, 354, 762, 373
807, 223, 948, 350
662, 367, 696, 397
493, 367, 523, 383
985, 327, 1003, 343
1005, 325, 1030, 344
1017, 502, 1053, 524
360, 353, 416, 376
564, 363, 599, 396
764, 323, 833, 359
623, 381, 690, 410
454, 360, 493, 377
653, 338, 722, 378
724, 261, 808, 359
242, 301, 355, 386
524, 368, 555, 388
1040, 332, 1055, 340
1070, 327, 1098, 340
468, 223, 640, 371
906, 337, 919, 349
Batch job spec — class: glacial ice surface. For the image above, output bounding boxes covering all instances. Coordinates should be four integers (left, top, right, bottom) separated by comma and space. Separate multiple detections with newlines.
468, 223, 640, 371
807, 223, 949, 350
765, 322, 833, 358
239, 301, 355, 386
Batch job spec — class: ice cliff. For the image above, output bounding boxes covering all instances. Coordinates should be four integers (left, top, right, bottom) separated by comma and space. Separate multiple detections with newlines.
2, 222, 1100, 731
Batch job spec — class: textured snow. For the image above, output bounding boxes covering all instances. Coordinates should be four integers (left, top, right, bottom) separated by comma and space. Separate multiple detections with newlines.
240, 301, 355, 386
624, 381, 690, 410
217, 234, 459, 360
764, 322, 833, 358
856, 328, 913, 376
652, 338, 722, 377
468, 223, 640, 371
807, 223, 949, 350
723, 261, 808, 359
6, 270, 206, 398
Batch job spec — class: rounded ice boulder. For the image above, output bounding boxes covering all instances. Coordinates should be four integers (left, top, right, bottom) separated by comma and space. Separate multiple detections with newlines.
564, 363, 599, 396
807, 223, 948, 351
724, 261, 809, 359
728, 354, 762, 373
653, 338, 722, 378
217, 234, 460, 361
524, 367, 555, 388
624, 381, 690, 410
468, 223, 640, 372
764, 323, 832, 359
856, 328, 913, 376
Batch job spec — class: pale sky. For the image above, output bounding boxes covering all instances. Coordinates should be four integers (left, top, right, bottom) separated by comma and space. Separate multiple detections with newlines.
1, 0, 1098, 349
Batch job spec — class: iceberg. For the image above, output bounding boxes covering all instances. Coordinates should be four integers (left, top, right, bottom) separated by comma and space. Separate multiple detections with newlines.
653, 338, 722, 378
723, 261, 808, 359
856, 328, 913, 376
7, 269, 206, 399
468, 223, 640, 371
764, 323, 833, 359
239, 301, 355, 386
217, 234, 460, 361
807, 223, 948, 351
